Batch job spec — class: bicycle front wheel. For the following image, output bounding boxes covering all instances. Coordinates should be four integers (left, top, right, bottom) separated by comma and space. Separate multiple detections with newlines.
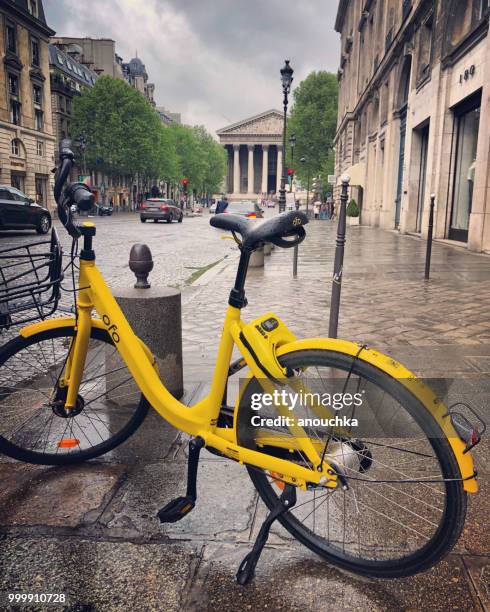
236, 348, 467, 578
0, 325, 149, 465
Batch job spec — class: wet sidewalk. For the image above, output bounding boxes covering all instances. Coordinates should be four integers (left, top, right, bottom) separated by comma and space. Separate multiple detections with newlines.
1, 221, 489, 611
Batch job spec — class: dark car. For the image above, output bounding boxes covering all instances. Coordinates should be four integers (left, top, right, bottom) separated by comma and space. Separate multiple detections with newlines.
0, 185, 51, 234
225, 200, 264, 219
97, 204, 113, 216
140, 198, 183, 223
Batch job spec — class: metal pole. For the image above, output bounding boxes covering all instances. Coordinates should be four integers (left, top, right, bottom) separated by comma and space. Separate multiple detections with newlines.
425, 194, 436, 280
306, 172, 310, 216
279, 97, 288, 213
328, 176, 350, 338
293, 243, 298, 277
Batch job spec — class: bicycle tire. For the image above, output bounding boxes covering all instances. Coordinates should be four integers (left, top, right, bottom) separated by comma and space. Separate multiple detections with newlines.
236, 348, 467, 578
0, 325, 149, 465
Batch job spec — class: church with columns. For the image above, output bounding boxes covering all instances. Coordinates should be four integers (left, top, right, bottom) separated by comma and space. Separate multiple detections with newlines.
217, 110, 284, 197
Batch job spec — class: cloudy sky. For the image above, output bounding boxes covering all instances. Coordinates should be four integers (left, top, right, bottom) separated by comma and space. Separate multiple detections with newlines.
44, 0, 340, 134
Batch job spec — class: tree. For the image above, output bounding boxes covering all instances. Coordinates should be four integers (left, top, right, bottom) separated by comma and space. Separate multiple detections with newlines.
71, 75, 227, 205
193, 126, 227, 196
71, 75, 178, 201
287, 71, 338, 193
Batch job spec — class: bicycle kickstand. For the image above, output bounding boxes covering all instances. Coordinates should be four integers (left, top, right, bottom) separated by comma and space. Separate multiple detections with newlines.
157, 436, 205, 524
236, 484, 297, 585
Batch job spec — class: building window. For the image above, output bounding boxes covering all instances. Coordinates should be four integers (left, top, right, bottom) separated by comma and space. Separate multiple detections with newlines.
11, 139, 20, 156
35, 176, 46, 205
59, 95, 65, 112
10, 101, 21, 125
478, 0, 489, 18
28, 0, 38, 17
8, 73, 18, 96
417, 15, 433, 83
36, 140, 44, 156
6, 22, 16, 54
31, 38, 40, 67
35, 109, 44, 131
33, 84, 42, 105
66, 97, 72, 114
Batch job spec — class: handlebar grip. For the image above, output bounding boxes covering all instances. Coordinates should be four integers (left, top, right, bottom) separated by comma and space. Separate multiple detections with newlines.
65, 182, 95, 212
270, 227, 306, 249
59, 138, 74, 161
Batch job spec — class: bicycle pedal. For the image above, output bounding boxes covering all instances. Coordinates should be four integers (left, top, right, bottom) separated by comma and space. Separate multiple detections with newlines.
157, 496, 195, 523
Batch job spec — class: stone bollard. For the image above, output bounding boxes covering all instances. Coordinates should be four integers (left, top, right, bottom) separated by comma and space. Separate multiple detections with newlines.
249, 246, 265, 268
263, 243, 272, 256
107, 244, 184, 401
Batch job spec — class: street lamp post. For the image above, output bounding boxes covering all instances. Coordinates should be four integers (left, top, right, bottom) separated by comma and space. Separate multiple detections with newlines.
300, 156, 311, 215
289, 133, 296, 193
279, 60, 294, 213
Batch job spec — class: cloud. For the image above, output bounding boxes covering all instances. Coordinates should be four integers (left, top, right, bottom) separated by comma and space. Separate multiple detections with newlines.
44, 0, 339, 133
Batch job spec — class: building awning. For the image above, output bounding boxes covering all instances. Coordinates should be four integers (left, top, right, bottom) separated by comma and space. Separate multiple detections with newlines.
337, 163, 366, 188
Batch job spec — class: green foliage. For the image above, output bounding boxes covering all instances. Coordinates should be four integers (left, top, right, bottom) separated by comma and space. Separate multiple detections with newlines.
71, 75, 226, 195
287, 71, 338, 191
346, 199, 359, 217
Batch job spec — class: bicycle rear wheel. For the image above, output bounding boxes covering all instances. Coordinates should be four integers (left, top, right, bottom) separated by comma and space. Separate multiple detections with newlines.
236, 348, 467, 578
0, 325, 149, 465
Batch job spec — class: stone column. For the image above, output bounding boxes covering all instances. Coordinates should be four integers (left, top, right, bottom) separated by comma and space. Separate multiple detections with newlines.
233, 145, 240, 194
261, 145, 269, 194
276, 146, 283, 193
247, 145, 254, 194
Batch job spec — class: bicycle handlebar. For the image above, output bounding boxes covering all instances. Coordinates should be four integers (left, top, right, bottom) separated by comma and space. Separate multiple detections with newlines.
54, 139, 95, 238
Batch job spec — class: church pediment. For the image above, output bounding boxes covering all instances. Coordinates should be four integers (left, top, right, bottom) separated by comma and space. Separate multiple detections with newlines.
217, 110, 283, 137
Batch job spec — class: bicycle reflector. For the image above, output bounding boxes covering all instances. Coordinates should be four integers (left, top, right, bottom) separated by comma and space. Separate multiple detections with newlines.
448, 403, 486, 452
58, 438, 80, 449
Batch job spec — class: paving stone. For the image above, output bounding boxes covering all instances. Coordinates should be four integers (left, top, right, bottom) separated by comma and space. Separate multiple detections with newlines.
463, 555, 490, 610
0, 536, 198, 611
0, 463, 125, 528
185, 544, 479, 612
100, 459, 257, 541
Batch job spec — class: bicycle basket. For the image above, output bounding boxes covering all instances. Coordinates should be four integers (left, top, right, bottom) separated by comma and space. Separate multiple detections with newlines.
0, 228, 63, 330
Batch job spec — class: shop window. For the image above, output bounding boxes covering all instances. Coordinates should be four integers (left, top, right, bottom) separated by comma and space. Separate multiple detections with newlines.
35, 177, 46, 205
449, 95, 481, 242
6, 22, 16, 54
31, 38, 40, 67
11, 173, 25, 192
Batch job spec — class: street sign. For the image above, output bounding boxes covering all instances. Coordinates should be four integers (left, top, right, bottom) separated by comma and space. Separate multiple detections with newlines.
328, 175, 337, 185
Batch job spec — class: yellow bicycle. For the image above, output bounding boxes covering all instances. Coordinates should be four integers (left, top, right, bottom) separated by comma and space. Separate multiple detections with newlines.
0, 142, 482, 583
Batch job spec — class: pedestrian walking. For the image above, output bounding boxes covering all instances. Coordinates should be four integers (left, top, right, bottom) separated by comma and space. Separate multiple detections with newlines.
215, 196, 229, 215
313, 200, 321, 220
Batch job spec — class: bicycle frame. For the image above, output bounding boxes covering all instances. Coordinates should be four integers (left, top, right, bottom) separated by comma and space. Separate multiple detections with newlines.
22, 251, 339, 491
19, 225, 479, 494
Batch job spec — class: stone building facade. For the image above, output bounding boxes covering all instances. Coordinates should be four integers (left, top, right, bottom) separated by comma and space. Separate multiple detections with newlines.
335, 0, 490, 253
217, 110, 283, 197
0, 0, 55, 209
122, 57, 155, 107
50, 37, 124, 80
49, 44, 97, 155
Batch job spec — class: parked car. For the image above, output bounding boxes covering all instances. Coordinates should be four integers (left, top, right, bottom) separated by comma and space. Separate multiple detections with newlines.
140, 198, 183, 223
97, 204, 113, 216
225, 201, 264, 219
0, 185, 51, 234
